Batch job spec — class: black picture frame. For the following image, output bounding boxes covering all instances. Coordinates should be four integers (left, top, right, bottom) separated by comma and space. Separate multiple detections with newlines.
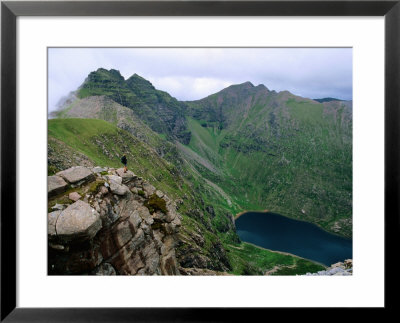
1, 0, 399, 321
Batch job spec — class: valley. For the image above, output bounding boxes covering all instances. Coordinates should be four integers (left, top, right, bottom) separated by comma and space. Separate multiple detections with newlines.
48, 68, 352, 275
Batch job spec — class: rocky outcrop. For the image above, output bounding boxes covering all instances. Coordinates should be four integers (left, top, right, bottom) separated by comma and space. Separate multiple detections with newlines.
56, 200, 102, 244
304, 259, 353, 276
56, 166, 95, 185
48, 175, 68, 197
48, 166, 181, 275
179, 268, 232, 276
175, 223, 232, 273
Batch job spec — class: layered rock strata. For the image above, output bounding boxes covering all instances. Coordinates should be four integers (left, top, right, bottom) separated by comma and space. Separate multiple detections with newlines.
48, 166, 181, 275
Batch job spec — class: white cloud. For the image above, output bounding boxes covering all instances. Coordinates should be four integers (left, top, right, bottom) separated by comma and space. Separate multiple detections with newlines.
48, 47, 352, 112
150, 76, 233, 101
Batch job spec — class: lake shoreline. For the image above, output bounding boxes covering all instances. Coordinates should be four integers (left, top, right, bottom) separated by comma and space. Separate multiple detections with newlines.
243, 241, 327, 268
235, 211, 352, 266
235, 209, 269, 220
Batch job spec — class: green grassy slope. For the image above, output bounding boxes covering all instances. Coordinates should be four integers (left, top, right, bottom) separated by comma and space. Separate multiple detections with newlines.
52, 95, 182, 165
226, 242, 324, 275
48, 118, 324, 274
48, 118, 185, 197
184, 83, 352, 238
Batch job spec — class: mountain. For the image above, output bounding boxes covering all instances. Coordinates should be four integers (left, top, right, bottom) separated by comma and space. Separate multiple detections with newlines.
49, 68, 352, 274
76, 68, 191, 144
184, 82, 352, 238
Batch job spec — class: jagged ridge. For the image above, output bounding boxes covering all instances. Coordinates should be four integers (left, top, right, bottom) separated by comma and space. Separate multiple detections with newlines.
77, 68, 190, 144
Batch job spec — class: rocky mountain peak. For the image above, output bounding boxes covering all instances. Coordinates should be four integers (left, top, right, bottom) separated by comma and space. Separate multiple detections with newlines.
86, 68, 124, 83
228, 81, 254, 91
241, 81, 254, 88
96, 68, 124, 80
74, 68, 190, 144
126, 73, 156, 92
255, 83, 269, 91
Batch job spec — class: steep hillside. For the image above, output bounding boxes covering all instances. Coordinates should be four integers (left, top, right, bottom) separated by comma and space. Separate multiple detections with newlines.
48, 118, 325, 275
51, 95, 184, 166
75, 68, 190, 143
184, 83, 352, 238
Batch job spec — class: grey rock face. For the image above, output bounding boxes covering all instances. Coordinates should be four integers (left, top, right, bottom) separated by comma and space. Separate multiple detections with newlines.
105, 175, 122, 185
68, 192, 81, 202
155, 190, 164, 198
93, 262, 116, 275
105, 174, 130, 195
92, 166, 107, 174
304, 259, 353, 276
48, 210, 62, 238
48, 166, 182, 276
57, 166, 95, 185
56, 200, 101, 243
115, 168, 137, 183
109, 181, 129, 196
48, 175, 68, 197
142, 183, 156, 196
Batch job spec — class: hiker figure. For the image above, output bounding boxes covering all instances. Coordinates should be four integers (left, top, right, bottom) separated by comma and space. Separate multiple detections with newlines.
121, 155, 127, 173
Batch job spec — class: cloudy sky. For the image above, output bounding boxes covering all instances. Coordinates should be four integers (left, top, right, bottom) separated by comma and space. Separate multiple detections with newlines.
48, 47, 352, 112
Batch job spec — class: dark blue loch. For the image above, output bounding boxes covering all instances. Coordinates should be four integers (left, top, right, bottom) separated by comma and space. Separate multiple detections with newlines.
235, 212, 352, 266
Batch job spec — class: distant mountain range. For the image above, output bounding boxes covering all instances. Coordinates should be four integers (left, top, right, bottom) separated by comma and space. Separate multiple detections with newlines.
48, 68, 352, 275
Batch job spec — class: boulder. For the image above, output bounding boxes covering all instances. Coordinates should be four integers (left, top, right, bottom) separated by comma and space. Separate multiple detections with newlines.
69, 192, 81, 202
116, 168, 138, 183
92, 166, 107, 174
48, 210, 62, 238
105, 175, 122, 185
56, 200, 101, 243
155, 190, 164, 198
105, 175, 129, 195
48, 175, 68, 197
142, 182, 156, 196
109, 181, 129, 196
136, 204, 153, 226
57, 166, 95, 185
